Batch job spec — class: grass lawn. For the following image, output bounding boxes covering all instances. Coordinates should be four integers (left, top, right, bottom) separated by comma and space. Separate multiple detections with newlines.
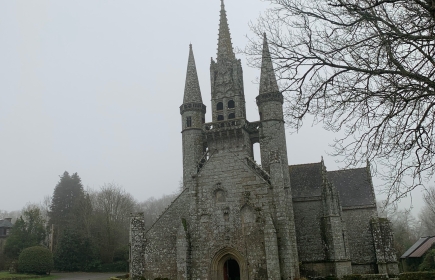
0, 272, 58, 280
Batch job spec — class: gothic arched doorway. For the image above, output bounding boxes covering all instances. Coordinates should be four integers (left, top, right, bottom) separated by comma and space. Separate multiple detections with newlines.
223, 258, 240, 280
210, 247, 247, 280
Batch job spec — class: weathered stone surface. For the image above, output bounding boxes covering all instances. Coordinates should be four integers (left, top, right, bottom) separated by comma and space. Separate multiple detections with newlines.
129, 1, 398, 279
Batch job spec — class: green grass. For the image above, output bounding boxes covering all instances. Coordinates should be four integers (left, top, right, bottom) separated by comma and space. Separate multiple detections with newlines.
0, 272, 58, 280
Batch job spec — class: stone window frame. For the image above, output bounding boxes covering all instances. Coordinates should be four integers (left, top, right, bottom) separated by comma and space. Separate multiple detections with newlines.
186, 116, 192, 127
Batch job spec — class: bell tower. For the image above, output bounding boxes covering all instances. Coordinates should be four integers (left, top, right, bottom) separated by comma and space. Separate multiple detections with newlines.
210, 0, 246, 123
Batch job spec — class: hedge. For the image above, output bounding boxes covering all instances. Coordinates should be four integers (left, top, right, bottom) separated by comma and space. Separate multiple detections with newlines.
342, 274, 389, 280
18, 246, 53, 275
399, 272, 435, 280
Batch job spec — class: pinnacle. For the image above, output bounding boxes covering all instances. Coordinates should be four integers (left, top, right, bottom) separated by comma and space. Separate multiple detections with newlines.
217, 0, 236, 63
183, 44, 203, 104
259, 34, 280, 95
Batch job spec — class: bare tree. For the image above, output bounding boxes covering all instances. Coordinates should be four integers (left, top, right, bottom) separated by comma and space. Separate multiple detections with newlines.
419, 186, 435, 234
247, 0, 435, 202
136, 193, 178, 230
93, 183, 136, 263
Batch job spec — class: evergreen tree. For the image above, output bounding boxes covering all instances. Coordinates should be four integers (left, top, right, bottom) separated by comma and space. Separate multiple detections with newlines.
53, 228, 98, 271
49, 171, 85, 230
3, 208, 47, 260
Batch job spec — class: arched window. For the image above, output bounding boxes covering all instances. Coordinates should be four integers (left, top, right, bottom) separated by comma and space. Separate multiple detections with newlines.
217, 102, 224, 111
259, 112, 263, 121
228, 100, 235, 109
228, 113, 235, 119
217, 115, 224, 121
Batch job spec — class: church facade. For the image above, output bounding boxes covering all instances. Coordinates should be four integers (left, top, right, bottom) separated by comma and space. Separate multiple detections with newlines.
129, 2, 399, 279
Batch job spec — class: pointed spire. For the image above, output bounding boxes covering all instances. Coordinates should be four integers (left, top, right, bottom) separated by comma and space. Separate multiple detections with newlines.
217, 0, 236, 62
259, 33, 280, 95
183, 44, 203, 104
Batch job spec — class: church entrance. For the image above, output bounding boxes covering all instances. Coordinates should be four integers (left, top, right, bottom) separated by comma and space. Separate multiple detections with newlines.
223, 259, 240, 280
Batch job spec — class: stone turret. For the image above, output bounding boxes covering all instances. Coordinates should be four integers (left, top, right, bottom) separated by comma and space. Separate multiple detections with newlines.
180, 44, 206, 188
210, 0, 245, 122
258, 34, 300, 279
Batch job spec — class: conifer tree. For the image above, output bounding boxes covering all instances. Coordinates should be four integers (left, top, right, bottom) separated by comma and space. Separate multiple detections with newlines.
49, 171, 85, 229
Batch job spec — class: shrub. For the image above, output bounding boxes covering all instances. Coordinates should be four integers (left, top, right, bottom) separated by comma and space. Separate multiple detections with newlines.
399, 272, 435, 280
18, 246, 53, 275
418, 249, 435, 271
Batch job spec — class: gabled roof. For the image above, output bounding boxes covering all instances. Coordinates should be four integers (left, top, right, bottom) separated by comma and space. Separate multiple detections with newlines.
401, 236, 435, 259
327, 168, 376, 207
0, 219, 13, 228
289, 162, 323, 198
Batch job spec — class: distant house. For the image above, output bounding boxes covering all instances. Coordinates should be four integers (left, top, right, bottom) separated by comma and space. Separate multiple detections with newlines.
0, 218, 13, 249
401, 236, 435, 271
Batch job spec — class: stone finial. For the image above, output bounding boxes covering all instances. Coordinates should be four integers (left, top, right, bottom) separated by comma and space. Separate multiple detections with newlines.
183, 44, 203, 104
259, 34, 280, 95
217, 0, 236, 63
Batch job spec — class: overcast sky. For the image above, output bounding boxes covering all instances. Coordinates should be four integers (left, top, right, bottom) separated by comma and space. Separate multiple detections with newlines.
0, 0, 424, 213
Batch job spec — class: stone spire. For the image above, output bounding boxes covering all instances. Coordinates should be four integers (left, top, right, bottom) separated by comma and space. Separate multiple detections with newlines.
217, 0, 236, 63
183, 44, 203, 104
259, 33, 280, 95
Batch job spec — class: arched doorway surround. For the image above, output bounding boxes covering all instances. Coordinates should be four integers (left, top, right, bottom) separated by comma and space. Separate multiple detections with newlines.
210, 247, 248, 280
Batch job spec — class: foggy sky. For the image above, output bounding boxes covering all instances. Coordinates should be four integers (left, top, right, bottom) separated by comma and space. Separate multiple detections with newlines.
0, 0, 424, 212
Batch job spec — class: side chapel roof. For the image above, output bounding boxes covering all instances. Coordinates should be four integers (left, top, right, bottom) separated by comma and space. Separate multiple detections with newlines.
289, 163, 376, 208
328, 168, 376, 207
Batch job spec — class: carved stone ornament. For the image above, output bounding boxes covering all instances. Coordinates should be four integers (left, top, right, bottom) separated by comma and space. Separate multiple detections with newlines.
256, 92, 284, 105
180, 102, 207, 114
269, 150, 281, 164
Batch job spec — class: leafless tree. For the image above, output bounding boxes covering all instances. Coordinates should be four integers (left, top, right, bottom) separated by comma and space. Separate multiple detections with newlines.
419, 186, 435, 234
247, 0, 435, 202
136, 193, 178, 230
93, 183, 136, 263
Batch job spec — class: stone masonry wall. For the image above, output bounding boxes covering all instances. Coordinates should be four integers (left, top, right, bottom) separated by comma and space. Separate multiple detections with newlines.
144, 189, 190, 280
342, 207, 378, 274
293, 199, 325, 263
191, 146, 274, 280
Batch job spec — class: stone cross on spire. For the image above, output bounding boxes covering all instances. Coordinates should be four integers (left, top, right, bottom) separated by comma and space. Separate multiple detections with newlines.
259, 33, 280, 95
183, 44, 203, 104
217, 0, 236, 63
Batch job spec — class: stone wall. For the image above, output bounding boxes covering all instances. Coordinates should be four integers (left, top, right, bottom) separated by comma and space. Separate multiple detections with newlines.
191, 146, 277, 280
342, 207, 378, 274
144, 190, 190, 280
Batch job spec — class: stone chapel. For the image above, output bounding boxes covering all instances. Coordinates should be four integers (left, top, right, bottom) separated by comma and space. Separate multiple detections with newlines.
129, 1, 399, 279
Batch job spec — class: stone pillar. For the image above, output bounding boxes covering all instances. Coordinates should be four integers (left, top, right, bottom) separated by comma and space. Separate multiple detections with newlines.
264, 215, 281, 280
371, 218, 400, 276
130, 212, 145, 280
177, 219, 190, 280
269, 150, 300, 279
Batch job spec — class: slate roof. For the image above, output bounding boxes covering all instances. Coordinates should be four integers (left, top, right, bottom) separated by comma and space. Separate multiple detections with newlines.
401, 236, 435, 259
289, 162, 376, 208
0, 219, 13, 228
289, 162, 323, 198
327, 168, 376, 208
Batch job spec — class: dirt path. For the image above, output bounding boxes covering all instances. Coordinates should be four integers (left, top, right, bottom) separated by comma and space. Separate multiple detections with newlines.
51, 272, 126, 280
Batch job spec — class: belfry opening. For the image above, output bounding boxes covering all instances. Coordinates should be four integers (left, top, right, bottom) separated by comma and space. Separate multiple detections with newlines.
223, 259, 240, 280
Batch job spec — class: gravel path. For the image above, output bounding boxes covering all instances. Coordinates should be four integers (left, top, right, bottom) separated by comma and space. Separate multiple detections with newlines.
51, 272, 126, 280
